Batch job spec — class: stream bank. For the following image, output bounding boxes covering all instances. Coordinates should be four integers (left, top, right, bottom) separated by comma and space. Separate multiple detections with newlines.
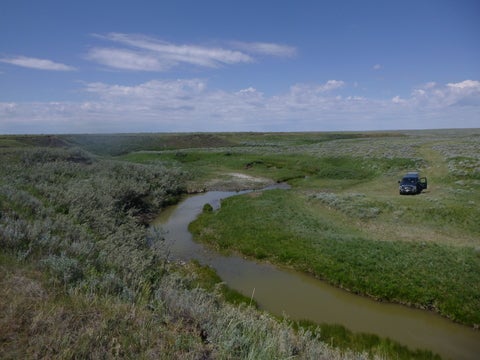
152, 188, 480, 360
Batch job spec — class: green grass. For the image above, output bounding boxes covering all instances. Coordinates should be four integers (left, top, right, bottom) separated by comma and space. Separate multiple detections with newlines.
294, 321, 441, 360
0, 138, 25, 147
62, 133, 236, 156
123, 150, 418, 185
180, 260, 257, 306
190, 189, 480, 326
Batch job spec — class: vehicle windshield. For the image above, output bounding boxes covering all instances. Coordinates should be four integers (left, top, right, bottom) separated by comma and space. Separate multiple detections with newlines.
401, 177, 417, 184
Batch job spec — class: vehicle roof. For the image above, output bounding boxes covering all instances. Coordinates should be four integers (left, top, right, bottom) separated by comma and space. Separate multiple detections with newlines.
405, 172, 419, 177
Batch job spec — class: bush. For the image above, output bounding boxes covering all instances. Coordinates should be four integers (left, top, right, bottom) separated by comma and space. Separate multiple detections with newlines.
42, 253, 83, 286
203, 203, 214, 213
0, 146, 186, 299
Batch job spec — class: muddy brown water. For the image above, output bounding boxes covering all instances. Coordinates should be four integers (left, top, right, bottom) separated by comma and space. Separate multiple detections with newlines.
152, 189, 480, 360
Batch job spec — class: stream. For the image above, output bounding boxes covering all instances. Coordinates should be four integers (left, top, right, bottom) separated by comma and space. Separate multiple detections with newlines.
151, 188, 480, 360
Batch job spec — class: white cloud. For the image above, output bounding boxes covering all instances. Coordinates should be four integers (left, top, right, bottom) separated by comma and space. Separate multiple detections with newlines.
322, 80, 345, 91
85, 79, 206, 104
88, 33, 256, 71
291, 80, 345, 93
0, 102, 17, 113
423, 81, 437, 89
373, 64, 382, 70
447, 80, 480, 89
86, 48, 167, 71
289, 80, 345, 101
391, 96, 406, 104
400, 80, 480, 108
1, 79, 479, 134
106, 33, 253, 65
237, 87, 258, 94
0, 56, 76, 71
231, 41, 297, 57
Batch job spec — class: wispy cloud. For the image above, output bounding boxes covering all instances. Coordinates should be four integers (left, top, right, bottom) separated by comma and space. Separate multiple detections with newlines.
106, 33, 253, 65
87, 33, 296, 71
85, 79, 206, 102
290, 80, 345, 96
86, 48, 167, 71
0, 56, 76, 71
88, 33, 254, 71
231, 41, 297, 57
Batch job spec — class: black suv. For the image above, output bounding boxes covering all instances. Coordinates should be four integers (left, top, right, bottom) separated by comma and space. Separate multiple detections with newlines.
398, 172, 427, 195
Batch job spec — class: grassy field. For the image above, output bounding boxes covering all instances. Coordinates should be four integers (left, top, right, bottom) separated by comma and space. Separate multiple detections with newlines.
1, 129, 478, 359
183, 130, 480, 326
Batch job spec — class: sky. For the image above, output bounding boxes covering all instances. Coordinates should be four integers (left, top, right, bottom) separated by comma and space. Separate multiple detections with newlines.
0, 0, 479, 134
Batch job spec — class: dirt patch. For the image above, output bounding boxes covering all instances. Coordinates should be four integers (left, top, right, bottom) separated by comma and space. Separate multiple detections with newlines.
227, 172, 269, 182
205, 172, 273, 191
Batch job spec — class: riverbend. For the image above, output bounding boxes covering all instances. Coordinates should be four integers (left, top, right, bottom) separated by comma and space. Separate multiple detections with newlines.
152, 189, 480, 360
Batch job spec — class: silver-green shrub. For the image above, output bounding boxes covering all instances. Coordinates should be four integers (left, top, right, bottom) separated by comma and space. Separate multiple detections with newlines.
0, 146, 186, 298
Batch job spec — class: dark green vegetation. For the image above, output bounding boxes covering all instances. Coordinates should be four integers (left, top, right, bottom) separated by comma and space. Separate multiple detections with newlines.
60, 131, 403, 156
295, 321, 440, 360
2, 129, 479, 359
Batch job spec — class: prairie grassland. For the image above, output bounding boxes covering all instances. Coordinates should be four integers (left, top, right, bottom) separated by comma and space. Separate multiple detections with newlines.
0, 142, 365, 359
1, 130, 477, 359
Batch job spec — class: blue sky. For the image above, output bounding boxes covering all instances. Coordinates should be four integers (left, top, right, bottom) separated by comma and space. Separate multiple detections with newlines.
1, 0, 479, 133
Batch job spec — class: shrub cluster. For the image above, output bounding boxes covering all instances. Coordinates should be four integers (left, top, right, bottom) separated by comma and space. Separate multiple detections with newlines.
312, 192, 384, 219
432, 141, 480, 180
0, 147, 185, 299
1, 261, 358, 359
221, 136, 423, 161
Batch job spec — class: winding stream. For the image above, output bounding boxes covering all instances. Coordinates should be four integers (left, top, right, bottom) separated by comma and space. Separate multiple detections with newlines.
152, 189, 480, 360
